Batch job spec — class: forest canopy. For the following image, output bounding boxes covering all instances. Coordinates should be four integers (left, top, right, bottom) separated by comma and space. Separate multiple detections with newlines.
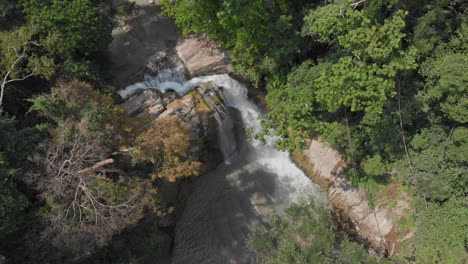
0, 0, 466, 263
162, 0, 467, 263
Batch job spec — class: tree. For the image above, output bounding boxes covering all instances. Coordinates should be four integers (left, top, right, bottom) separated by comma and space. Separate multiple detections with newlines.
418, 26, 468, 124
20, 0, 113, 80
398, 199, 467, 264
28, 81, 160, 252
0, 113, 38, 237
248, 199, 389, 264
30, 122, 158, 252
161, 0, 303, 83
30, 80, 140, 146
131, 116, 202, 182
0, 26, 54, 105
261, 4, 417, 151
396, 126, 467, 202
28, 80, 202, 253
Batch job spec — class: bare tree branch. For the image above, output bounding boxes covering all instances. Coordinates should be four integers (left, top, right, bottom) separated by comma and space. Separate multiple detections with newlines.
30, 125, 157, 250
349, 0, 366, 9
77, 158, 115, 174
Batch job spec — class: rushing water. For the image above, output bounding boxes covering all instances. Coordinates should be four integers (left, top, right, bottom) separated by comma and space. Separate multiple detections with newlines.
120, 66, 325, 264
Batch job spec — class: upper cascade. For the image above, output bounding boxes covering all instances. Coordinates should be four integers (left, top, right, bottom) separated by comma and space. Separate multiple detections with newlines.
119, 68, 325, 264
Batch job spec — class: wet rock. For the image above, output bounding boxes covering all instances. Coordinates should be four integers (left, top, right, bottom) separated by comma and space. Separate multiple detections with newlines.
195, 81, 226, 118
147, 50, 167, 72
162, 91, 178, 105
176, 34, 233, 76
120, 89, 165, 117
195, 81, 216, 95
159, 94, 209, 139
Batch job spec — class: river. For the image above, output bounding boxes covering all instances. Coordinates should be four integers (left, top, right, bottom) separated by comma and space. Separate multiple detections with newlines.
119, 65, 325, 264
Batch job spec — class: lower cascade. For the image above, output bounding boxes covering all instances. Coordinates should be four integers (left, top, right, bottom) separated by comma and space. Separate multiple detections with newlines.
120, 69, 325, 264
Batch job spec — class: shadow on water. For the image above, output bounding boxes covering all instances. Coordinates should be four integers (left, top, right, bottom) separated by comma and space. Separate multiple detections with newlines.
171, 104, 279, 264
168, 74, 328, 264
171, 153, 280, 264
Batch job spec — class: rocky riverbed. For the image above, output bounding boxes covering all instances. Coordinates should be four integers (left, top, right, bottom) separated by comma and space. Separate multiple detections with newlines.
112, 1, 413, 262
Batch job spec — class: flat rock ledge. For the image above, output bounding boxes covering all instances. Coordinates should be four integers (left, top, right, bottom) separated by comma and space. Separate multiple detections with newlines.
176, 34, 233, 77
297, 139, 413, 257
120, 89, 166, 117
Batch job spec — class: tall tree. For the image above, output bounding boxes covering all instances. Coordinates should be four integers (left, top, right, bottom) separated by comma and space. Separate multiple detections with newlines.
418, 23, 468, 124
0, 113, 39, 237
0, 26, 54, 105
30, 122, 158, 252
249, 199, 389, 264
20, 0, 113, 81
131, 116, 202, 182
261, 3, 417, 151
29, 81, 158, 253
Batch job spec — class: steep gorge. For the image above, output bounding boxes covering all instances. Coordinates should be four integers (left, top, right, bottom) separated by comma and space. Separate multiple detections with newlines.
120, 60, 325, 264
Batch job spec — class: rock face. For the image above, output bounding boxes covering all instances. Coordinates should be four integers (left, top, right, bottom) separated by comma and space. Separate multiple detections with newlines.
120, 82, 224, 171
300, 140, 413, 256
147, 50, 168, 72
120, 89, 165, 117
196, 81, 226, 117
176, 34, 233, 76
120, 83, 224, 247
159, 95, 206, 138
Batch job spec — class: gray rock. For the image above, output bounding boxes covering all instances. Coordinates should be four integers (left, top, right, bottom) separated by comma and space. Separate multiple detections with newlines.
147, 50, 168, 72
302, 139, 413, 256
195, 81, 216, 95
176, 35, 233, 76
196, 82, 226, 119
162, 91, 178, 105
120, 89, 165, 117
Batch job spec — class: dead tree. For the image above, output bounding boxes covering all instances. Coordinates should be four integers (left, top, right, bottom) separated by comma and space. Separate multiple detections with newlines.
31, 125, 157, 251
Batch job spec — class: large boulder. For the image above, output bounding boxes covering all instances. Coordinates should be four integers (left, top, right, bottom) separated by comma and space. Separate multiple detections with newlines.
196, 81, 226, 118
158, 93, 210, 139
158, 90, 224, 171
146, 50, 168, 72
120, 89, 165, 117
299, 140, 413, 257
176, 34, 233, 76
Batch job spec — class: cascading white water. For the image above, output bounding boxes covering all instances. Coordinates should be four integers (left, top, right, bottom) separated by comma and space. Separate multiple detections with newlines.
120, 67, 326, 264
118, 61, 188, 99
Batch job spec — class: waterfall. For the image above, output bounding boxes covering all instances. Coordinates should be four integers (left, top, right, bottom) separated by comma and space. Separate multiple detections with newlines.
118, 61, 188, 99
120, 68, 325, 264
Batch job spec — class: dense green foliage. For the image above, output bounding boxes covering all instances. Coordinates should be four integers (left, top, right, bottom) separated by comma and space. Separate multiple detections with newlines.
164, 0, 467, 262
397, 198, 467, 264
0, 26, 55, 105
249, 199, 389, 264
20, 0, 113, 81
0, 113, 40, 237
0, 0, 466, 262
262, 5, 418, 151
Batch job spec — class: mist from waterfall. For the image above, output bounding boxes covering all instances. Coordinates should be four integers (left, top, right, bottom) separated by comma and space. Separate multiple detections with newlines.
120, 66, 326, 264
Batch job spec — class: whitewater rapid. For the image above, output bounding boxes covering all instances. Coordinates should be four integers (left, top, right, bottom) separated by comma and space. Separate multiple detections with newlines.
120, 66, 325, 264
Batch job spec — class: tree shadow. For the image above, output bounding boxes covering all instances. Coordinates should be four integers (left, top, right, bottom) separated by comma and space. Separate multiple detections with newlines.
171, 154, 281, 264
109, 3, 179, 87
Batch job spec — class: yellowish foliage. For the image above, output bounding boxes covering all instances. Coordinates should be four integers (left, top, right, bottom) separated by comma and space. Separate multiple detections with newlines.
54, 80, 141, 145
132, 116, 202, 182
